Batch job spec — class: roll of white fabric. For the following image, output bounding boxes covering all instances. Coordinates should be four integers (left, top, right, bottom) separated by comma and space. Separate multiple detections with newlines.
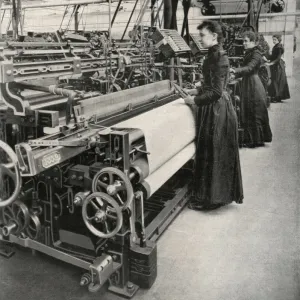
141, 142, 195, 197
79, 80, 174, 119
115, 98, 196, 174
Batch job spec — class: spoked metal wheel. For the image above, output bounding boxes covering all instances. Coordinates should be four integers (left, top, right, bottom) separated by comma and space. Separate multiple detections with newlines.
1, 200, 30, 236
82, 192, 123, 239
92, 167, 134, 210
0, 140, 22, 208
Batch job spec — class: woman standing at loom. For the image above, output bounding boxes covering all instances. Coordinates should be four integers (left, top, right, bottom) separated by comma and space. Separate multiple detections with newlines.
266, 35, 290, 103
230, 31, 272, 148
184, 20, 244, 210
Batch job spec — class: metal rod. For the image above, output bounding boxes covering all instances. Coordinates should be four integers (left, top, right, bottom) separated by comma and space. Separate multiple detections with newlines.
17, 83, 77, 125
111, 0, 123, 27
74, 5, 80, 32
135, 0, 151, 26
1, 0, 118, 10
59, 5, 69, 31
151, 0, 164, 30
120, 0, 139, 41
1, 8, 6, 24
139, 193, 145, 239
20, 5, 25, 34
0, 0, 2, 38
150, 0, 157, 27
108, 0, 112, 44
181, 0, 191, 39
155, 64, 197, 68
11, 0, 17, 39
17, 0, 22, 35
6, 14, 11, 33
66, 5, 77, 31
8, 235, 91, 270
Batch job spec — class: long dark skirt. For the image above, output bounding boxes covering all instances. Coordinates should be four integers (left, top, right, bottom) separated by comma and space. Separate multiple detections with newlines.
240, 74, 272, 146
194, 92, 244, 205
269, 59, 290, 101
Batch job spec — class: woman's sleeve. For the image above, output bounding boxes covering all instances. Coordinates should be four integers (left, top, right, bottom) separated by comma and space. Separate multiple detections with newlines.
193, 53, 225, 106
234, 51, 262, 77
269, 46, 283, 64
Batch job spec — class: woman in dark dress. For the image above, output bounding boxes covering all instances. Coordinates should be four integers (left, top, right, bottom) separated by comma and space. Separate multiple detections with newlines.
267, 35, 290, 103
230, 31, 272, 148
184, 21, 243, 210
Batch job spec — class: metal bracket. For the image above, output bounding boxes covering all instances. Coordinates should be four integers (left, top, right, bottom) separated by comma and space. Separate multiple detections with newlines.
108, 281, 139, 298
28, 139, 88, 147
0, 82, 30, 116
0, 238, 15, 258
0, 61, 14, 82
88, 255, 121, 293
73, 57, 82, 74
73, 105, 83, 123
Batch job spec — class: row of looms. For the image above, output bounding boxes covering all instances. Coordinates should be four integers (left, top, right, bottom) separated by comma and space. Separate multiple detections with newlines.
0, 0, 286, 298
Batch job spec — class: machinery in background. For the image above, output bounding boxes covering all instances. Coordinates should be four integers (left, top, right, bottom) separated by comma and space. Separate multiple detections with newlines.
0, 25, 203, 118
197, 0, 286, 16
0, 29, 160, 95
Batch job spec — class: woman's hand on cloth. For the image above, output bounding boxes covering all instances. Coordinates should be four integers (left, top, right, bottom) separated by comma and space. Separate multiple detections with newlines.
184, 95, 195, 105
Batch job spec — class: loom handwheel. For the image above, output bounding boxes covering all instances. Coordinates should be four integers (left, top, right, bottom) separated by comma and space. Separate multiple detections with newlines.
92, 167, 134, 210
1, 200, 30, 236
0, 141, 22, 208
82, 192, 122, 239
